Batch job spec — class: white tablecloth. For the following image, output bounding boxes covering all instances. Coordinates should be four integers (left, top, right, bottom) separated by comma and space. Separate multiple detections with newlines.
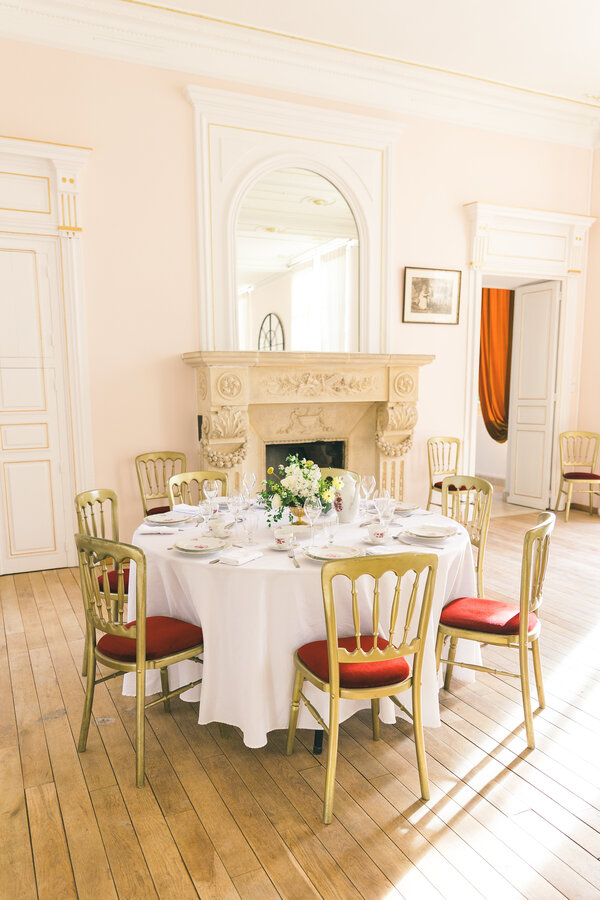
123, 511, 478, 747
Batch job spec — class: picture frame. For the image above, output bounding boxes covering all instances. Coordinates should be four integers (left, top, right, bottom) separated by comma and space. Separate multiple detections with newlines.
402, 267, 461, 325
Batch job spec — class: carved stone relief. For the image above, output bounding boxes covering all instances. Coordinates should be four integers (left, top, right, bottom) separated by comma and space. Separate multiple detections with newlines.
277, 407, 334, 436
263, 372, 374, 397
393, 372, 415, 396
200, 404, 248, 468
217, 372, 242, 399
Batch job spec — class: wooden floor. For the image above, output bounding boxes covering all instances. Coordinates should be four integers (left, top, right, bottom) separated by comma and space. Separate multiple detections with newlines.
1, 509, 599, 899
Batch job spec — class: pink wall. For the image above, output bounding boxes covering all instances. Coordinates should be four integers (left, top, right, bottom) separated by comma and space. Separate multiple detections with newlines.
0, 36, 595, 534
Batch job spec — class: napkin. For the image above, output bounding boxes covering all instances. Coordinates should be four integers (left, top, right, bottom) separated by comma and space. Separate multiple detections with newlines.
173, 504, 202, 515
219, 547, 263, 566
137, 524, 178, 535
364, 545, 400, 555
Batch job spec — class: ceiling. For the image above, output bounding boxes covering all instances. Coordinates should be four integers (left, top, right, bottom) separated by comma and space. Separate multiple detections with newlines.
148, 0, 600, 107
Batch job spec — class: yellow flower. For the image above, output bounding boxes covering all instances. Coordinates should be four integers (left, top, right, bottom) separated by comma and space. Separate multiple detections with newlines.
323, 488, 333, 503
306, 460, 314, 467
267, 467, 274, 474
332, 477, 343, 490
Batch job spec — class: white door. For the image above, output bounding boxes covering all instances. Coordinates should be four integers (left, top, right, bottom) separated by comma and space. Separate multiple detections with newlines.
507, 281, 560, 509
0, 234, 76, 573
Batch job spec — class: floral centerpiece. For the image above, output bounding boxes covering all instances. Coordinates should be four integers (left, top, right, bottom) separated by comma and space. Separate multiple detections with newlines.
258, 454, 342, 525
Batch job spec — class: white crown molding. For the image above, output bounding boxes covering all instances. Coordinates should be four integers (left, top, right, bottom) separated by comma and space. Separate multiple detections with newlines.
2, 0, 600, 147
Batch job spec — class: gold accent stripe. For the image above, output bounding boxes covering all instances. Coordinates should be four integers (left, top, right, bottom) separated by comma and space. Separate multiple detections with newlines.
0, 133, 92, 150
121, 0, 600, 110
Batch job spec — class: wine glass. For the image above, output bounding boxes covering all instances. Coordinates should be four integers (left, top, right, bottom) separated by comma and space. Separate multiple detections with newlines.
303, 497, 323, 548
373, 490, 391, 524
242, 472, 256, 500
379, 498, 395, 535
324, 512, 339, 546
360, 474, 376, 514
244, 510, 259, 545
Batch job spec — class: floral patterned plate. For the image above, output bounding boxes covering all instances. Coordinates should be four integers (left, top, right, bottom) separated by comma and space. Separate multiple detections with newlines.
304, 545, 362, 561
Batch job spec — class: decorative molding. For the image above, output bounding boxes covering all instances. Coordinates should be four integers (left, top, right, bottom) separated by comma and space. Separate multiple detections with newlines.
206, 406, 248, 440
263, 372, 374, 397
377, 402, 418, 433
1, 2, 599, 146
277, 407, 333, 436
393, 373, 416, 397
216, 372, 242, 400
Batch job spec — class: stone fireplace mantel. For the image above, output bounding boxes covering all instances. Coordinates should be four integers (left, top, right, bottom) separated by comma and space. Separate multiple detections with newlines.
182, 351, 434, 499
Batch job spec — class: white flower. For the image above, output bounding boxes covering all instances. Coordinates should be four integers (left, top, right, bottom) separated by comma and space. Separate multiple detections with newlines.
271, 494, 282, 509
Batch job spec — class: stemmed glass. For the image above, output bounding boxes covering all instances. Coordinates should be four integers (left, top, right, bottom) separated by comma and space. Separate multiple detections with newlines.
360, 475, 376, 514
324, 512, 339, 546
203, 479, 219, 515
373, 490, 391, 524
303, 497, 323, 548
244, 511, 259, 545
379, 497, 395, 535
242, 472, 256, 501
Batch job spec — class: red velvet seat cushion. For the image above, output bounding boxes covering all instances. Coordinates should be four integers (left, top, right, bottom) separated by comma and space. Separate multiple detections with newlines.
147, 504, 171, 514
440, 597, 538, 635
297, 635, 410, 688
564, 471, 600, 481
433, 481, 465, 490
97, 615, 204, 662
98, 568, 130, 594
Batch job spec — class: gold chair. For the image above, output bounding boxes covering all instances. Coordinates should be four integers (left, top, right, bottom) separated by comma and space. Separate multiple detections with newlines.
555, 431, 600, 522
435, 512, 554, 749
167, 470, 228, 507
135, 451, 187, 516
442, 475, 493, 598
76, 533, 204, 787
286, 552, 438, 824
75, 489, 124, 676
427, 436, 461, 510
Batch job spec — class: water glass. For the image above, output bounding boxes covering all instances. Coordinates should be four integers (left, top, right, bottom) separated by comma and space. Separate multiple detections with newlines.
203, 479, 219, 503
324, 513, 339, 545
360, 474, 376, 513
244, 511, 259, 545
303, 497, 323, 547
373, 491, 391, 523
242, 472, 256, 499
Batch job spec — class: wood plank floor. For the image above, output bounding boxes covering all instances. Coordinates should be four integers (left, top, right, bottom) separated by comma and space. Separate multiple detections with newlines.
1, 509, 599, 899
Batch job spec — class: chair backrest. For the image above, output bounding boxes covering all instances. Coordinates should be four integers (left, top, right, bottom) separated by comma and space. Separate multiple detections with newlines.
75, 489, 120, 542
520, 512, 554, 621
320, 553, 438, 691
441, 475, 493, 596
75, 533, 145, 644
167, 470, 228, 506
427, 437, 460, 484
135, 451, 187, 516
558, 431, 600, 473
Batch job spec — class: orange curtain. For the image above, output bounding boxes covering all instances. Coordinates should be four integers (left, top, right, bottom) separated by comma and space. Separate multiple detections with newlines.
479, 288, 514, 443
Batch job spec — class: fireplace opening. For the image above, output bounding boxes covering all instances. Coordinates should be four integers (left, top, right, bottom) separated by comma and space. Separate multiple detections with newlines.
266, 441, 345, 478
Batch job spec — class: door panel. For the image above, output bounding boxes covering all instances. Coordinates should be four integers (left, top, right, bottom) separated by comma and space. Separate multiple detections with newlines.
507, 282, 559, 509
0, 237, 75, 573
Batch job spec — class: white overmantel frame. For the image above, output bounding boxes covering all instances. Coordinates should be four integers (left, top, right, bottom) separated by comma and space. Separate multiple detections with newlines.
463, 201, 596, 490
186, 86, 405, 354
0, 135, 94, 494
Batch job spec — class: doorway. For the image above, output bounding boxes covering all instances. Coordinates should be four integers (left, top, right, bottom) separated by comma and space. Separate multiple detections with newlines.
474, 275, 561, 511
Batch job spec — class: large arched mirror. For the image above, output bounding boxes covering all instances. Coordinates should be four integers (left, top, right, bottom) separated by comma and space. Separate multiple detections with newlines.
236, 168, 359, 352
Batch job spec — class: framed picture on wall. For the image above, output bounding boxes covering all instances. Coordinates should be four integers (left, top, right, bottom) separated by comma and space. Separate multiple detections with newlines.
402, 267, 461, 324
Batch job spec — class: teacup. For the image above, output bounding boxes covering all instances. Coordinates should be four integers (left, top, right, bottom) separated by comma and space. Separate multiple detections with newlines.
273, 525, 294, 550
367, 523, 387, 543
208, 515, 234, 538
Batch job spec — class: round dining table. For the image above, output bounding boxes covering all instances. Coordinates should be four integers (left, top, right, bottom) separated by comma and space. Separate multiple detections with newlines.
123, 508, 479, 748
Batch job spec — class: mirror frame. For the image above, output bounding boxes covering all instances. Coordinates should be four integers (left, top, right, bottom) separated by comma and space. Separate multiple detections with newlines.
186, 86, 405, 353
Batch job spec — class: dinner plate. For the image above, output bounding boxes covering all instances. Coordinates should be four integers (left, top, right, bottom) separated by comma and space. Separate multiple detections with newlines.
304, 545, 362, 561
145, 511, 193, 525
173, 536, 226, 554
404, 523, 459, 540
394, 502, 420, 516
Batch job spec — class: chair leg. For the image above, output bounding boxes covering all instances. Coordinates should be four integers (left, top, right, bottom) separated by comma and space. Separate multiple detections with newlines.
434, 629, 445, 674
531, 638, 545, 709
81, 620, 94, 677
286, 667, 304, 755
323, 694, 340, 825
565, 483, 574, 522
518, 639, 535, 749
135, 667, 146, 787
77, 646, 96, 752
476, 563, 484, 600
426, 486, 433, 511
371, 698, 380, 741
160, 667, 171, 713
412, 678, 430, 801
590, 486, 594, 517
444, 637, 458, 691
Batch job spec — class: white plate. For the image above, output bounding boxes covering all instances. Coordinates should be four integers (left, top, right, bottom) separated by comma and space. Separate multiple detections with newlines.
363, 537, 393, 546
397, 534, 449, 548
395, 502, 420, 515
173, 536, 226, 554
404, 523, 459, 540
304, 545, 362, 561
145, 511, 193, 525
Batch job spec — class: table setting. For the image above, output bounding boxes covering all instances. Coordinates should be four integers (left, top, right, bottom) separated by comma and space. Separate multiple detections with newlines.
123, 459, 479, 748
